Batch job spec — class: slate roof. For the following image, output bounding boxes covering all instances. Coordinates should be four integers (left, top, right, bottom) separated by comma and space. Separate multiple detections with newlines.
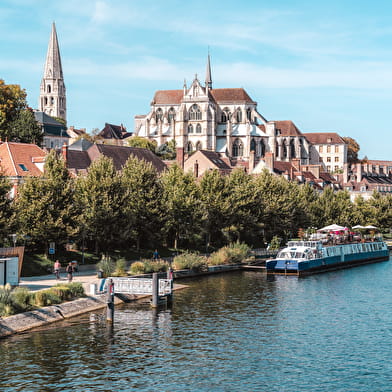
99, 123, 133, 140
66, 144, 167, 174
198, 150, 232, 170
0, 142, 46, 177
152, 88, 255, 105
34, 111, 68, 137
304, 132, 345, 145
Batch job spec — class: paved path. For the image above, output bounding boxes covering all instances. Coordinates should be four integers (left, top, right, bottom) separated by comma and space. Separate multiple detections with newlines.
19, 269, 100, 292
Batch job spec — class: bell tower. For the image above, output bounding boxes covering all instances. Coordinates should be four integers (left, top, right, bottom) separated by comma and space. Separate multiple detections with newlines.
39, 22, 66, 121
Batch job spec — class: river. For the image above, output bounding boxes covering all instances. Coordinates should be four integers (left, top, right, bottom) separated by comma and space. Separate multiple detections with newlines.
1, 258, 391, 392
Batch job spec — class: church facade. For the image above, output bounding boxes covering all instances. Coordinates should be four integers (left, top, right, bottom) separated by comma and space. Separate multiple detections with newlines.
135, 55, 312, 166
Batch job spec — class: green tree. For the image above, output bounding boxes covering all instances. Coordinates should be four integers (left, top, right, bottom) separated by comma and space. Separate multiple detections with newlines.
13, 151, 75, 250
75, 156, 122, 252
127, 136, 157, 152
120, 156, 163, 250
156, 139, 176, 160
161, 164, 201, 249
8, 108, 43, 145
368, 192, 392, 229
0, 174, 12, 245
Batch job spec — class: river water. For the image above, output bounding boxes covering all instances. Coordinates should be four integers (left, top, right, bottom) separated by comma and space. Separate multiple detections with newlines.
1, 258, 391, 392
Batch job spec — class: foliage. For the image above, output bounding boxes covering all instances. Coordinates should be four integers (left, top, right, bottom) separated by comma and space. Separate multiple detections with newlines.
156, 139, 176, 160
0, 173, 12, 246
10, 287, 32, 312
8, 108, 43, 145
127, 136, 157, 152
113, 257, 127, 277
129, 259, 168, 274
97, 255, 115, 278
269, 236, 282, 250
343, 136, 360, 164
208, 242, 250, 265
172, 252, 208, 272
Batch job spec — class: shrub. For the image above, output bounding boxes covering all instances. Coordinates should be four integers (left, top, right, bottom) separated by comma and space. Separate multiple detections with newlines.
33, 290, 61, 307
129, 260, 168, 275
10, 287, 32, 312
269, 236, 282, 250
51, 286, 72, 301
129, 261, 146, 275
97, 255, 115, 278
172, 252, 208, 272
65, 282, 85, 298
208, 242, 250, 266
113, 258, 127, 277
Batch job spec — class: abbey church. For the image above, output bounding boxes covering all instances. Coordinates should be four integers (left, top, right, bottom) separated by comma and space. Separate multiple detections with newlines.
135, 55, 312, 167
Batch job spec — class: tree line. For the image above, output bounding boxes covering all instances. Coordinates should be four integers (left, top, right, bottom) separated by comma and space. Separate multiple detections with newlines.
1, 151, 391, 253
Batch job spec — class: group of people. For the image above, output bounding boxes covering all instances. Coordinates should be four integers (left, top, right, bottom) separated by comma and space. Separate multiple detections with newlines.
53, 260, 76, 282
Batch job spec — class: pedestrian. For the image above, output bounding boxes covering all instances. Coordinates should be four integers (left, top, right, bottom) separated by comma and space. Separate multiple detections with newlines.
153, 249, 159, 260
66, 262, 74, 282
54, 260, 61, 280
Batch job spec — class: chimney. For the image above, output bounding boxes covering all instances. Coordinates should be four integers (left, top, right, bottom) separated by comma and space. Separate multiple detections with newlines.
264, 152, 274, 171
176, 147, 184, 169
249, 150, 255, 172
194, 160, 199, 177
62, 143, 67, 161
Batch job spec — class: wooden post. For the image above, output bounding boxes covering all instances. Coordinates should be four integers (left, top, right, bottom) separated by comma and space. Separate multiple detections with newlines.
106, 278, 114, 323
151, 272, 159, 308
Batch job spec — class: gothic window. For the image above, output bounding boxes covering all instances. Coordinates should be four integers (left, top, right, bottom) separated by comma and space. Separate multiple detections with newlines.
188, 124, 194, 134
259, 140, 265, 157
155, 108, 163, 122
186, 141, 193, 153
283, 142, 287, 158
221, 108, 231, 122
290, 139, 295, 158
275, 143, 279, 158
232, 139, 244, 157
47, 85, 51, 93
189, 104, 201, 120
246, 108, 252, 121
236, 109, 242, 122
50, 97, 54, 105
221, 111, 227, 122
196, 124, 202, 133
44, 97, 48, 105
196, 141, 202, 150
168, 108, 176, 123
250, 139, 256, 152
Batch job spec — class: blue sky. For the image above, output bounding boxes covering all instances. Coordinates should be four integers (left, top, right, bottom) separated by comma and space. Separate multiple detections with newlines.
1, 0, 391, 159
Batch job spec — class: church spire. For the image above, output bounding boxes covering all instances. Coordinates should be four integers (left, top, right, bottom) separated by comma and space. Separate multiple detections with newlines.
205, 50, 212, 90
39, 22, 66, 121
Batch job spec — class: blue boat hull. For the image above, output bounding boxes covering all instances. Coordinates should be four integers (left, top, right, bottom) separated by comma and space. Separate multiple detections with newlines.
266, 249, 389, 276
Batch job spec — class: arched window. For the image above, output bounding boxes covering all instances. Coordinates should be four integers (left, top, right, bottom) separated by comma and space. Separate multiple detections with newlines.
259, 140, 265, 157
290, 139, 295, 158
50, 97, 54, 105
47, 85, 51, 93
232, 139, 244, 157
283, 142, 287, 158
221, 111, 227, 122
196, 141, 202, 150
250, 139, 256, 152
246, 108, 252, 121
189, 104, 201, 120
236, 109, 242, 122
275, 143, 279, 158
186, 141, 193, 153
188, 124, 194, 134
168, 107, 176, 123
196, 124, 202, 133
155, 108, 163, 122
44, 97, 48, 105
221, 108, 231, 122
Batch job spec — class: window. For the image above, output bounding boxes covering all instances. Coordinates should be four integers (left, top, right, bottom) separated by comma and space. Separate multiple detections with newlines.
246, 108, 251, 121
221, 111, 227, 122
196, 124, 201, 133
327, 145, 331, 153
327, 166, 331, 172
334, 165, 339, 172
327, 157, 331, 162
250, 139, 256, 152
232, 139, 244, 157
290, 139, 295, 158
196, 141, 202, 150
189, 104, 201, 120
50, 97, 54, 105
236, 109, 242, 122
188, 124, 194, 134
335, 145, 339, 153
319, 157, 322, 162
335, 157, 339, 162
186, 141, 193, 153
155, 108, 163, 122
168, 108, 176, 123
221, 108, 231, 123
319, 146, 323, 153
47, 85, 51, 93
44, 97, 48, 105
259, 140, 265, 157
18, 164, 28, 171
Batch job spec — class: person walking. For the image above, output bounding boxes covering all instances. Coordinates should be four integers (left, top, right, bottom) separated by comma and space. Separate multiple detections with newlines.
153, 249, 159, 260
54, 260, 61, 280
66, 262, 74, 282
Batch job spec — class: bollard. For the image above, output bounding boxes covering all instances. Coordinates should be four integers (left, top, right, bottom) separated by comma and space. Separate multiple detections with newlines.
151, 272, 159, 308
106, 278, 114, 323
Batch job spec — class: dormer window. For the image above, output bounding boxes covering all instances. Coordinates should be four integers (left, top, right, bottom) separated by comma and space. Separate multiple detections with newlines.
18, 164, 28, 171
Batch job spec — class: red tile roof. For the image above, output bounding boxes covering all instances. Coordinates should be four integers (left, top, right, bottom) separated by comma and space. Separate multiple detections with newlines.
152, 88, 255, 105
273, 121, 302, 136
304, 132, 345, 144
0, 142, 46, 177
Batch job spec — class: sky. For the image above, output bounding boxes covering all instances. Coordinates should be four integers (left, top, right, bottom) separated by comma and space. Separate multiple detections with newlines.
1, 0, 391, 160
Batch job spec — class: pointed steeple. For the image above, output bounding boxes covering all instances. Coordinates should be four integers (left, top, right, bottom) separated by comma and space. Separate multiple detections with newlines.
205, 51, 212, 90
39, 22, 66, 121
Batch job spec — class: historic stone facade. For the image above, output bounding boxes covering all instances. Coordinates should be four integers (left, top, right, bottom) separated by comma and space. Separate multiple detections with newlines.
134, 55, 311, 165
39, 22, 66, 121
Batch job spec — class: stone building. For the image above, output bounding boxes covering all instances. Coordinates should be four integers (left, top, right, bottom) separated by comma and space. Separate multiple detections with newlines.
38, 22, 66, 122
135, 55, 311, 167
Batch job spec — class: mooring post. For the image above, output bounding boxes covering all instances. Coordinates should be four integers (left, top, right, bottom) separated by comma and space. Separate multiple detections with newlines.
106, 278, 114, 322
151, 272, 159, 308
167, 267, 173, 304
